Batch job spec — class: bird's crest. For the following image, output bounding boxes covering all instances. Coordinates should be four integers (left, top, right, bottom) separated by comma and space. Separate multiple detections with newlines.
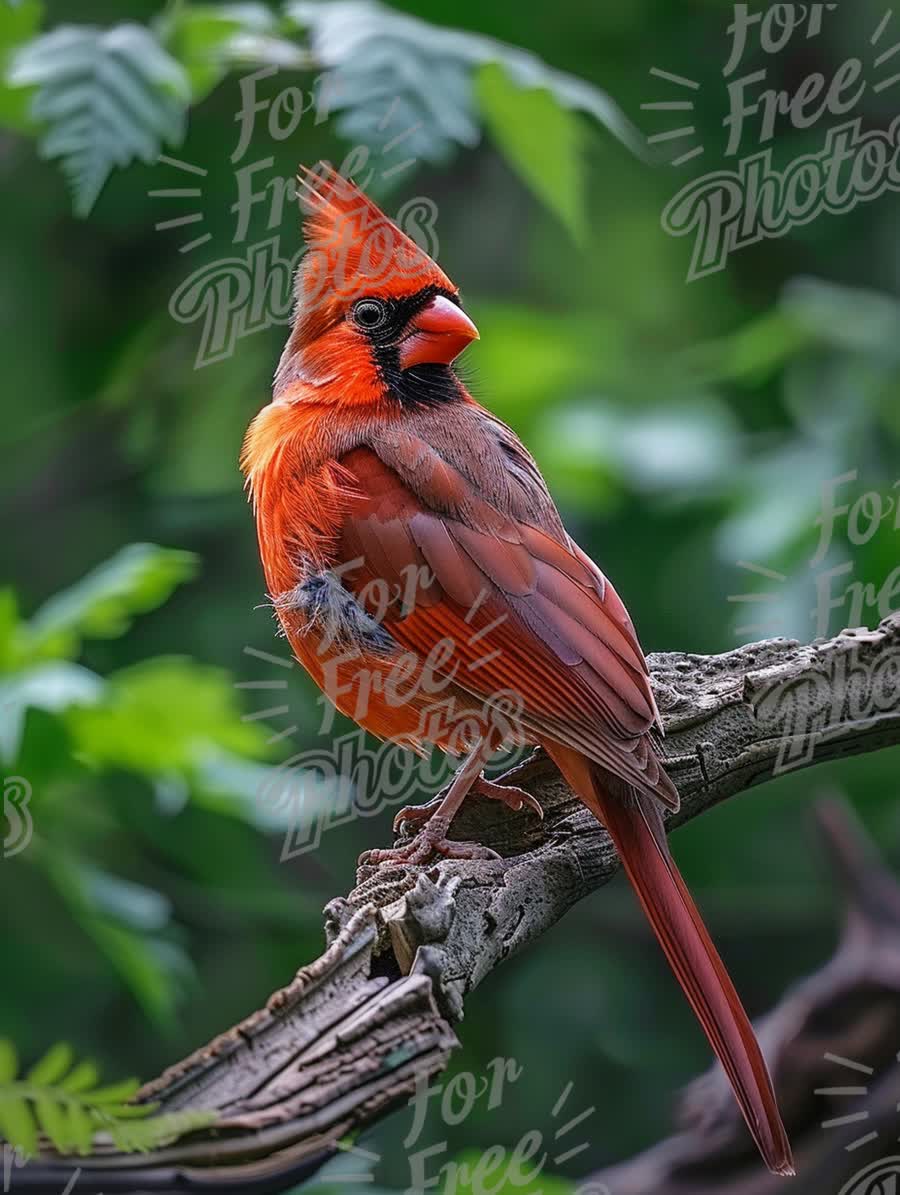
293, 162, 452, 315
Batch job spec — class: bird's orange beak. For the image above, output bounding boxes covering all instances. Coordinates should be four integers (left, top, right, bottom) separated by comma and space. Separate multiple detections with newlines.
398, 295, 479, 369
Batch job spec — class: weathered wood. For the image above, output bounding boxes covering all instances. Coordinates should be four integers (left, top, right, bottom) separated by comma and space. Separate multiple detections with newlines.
9, 615, 900, 1193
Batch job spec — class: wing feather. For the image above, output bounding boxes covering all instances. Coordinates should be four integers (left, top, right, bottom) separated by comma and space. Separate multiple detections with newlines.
334, 440, 675, 807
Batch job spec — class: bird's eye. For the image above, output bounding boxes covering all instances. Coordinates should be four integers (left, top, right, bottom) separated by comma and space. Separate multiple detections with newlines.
352, 299, 388, 331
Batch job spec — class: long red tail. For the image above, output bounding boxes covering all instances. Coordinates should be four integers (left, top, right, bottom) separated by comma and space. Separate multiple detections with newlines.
546, 745, 794, 1177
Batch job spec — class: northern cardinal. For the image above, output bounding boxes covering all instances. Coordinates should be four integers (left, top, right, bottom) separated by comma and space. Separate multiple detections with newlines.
242, 163, 793, 1176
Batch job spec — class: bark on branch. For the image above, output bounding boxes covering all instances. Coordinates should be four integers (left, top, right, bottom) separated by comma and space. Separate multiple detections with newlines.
10, 614, 900, 1194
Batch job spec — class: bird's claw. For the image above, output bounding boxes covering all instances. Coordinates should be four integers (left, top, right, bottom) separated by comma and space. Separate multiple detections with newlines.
360, 813, 501, 867
472, 776, 545, 820
366, 771, 543, 868
392, 796, 442, 833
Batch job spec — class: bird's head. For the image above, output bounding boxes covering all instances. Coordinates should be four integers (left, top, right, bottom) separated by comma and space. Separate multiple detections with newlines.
274, 163, 479, 407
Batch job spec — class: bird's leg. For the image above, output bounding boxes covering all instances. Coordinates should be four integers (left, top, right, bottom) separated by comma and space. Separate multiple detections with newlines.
392, 773, 543, 832
361, 738, 520, 866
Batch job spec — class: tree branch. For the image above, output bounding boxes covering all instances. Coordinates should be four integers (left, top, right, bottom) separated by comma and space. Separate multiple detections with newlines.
9, 615, 900, 1194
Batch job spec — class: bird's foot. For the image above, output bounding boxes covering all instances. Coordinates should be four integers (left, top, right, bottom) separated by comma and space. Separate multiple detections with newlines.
472, 775, 544, 819
391, 794, 442, 833
391, 774, 544, 834
359, 814, 501, 867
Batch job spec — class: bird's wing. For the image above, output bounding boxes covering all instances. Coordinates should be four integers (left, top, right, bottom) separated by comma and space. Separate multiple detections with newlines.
334, 439, 677, 808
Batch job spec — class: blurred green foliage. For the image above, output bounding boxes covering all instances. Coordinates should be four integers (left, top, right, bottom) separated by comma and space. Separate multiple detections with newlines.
0, 544, 310, 1028
0, 1038, 216, 1157
1, 0, 900, 1190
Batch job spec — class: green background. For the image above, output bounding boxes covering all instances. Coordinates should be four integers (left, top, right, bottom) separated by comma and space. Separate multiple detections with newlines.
2, 0, 900, 1189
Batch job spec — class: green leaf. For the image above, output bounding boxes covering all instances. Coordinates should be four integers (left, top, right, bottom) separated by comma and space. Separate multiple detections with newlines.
8, 23, 191, 215
289, 0, 642, 164
0, 1093, 37, 1157
28, 544, 198, 659
106, 1101, 158, 1120
65, 1101, 95, 1155
781, 277, 900, 358
26, 1042, 73, 1087
66, 656, 271, 780
0, 589, 23, 671
106, 1108, 216, 1153
0, 661, 103, 765
0, 2, 43, 53
0, 0, 43, 131
476, 62, 586, 244
0, 1038, 216, 1157
0, 1040, 18, 1084
290, 0, 477, 160
33, 1094, 69, 1152
157, 2, 284, 101
83, 1078, 142, 1106
58, 1060, 99, 1095
675, 308, 814, 387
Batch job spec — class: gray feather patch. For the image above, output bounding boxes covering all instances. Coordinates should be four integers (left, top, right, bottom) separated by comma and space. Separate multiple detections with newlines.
276, 569, 397, 656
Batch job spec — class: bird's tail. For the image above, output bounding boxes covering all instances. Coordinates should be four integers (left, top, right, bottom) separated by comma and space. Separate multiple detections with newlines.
544, 744, 794, 1177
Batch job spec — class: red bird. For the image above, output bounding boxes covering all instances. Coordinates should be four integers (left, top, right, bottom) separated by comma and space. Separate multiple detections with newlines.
242, 164, 793, 1176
